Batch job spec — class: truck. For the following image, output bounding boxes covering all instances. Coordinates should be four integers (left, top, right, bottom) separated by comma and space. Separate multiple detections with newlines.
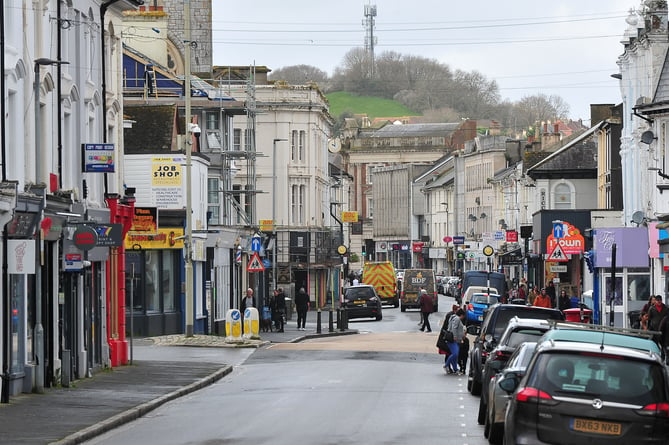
461, 270, 507, 303
400, 269, 438, 312
362, 261, 399, 307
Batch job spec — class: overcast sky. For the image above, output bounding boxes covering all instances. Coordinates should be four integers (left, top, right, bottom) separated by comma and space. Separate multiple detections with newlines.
211, 0, 638, 124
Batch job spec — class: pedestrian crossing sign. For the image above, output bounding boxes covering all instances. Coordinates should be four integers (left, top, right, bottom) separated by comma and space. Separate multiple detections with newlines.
547, 243, 569, 262
247, 252, 265, 271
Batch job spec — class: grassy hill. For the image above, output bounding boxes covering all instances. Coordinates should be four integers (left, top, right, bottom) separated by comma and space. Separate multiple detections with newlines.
326, 91, 420, 119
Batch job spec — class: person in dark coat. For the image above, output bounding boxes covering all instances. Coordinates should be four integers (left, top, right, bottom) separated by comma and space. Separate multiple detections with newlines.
648, 295, 669, 332
271, 288, 287, 332
418, 289, 434, 332
558, 289, 572, 312
295, 287, 310, 331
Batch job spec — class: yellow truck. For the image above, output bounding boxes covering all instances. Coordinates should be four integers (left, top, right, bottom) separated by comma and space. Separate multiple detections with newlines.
362, 261, 399, 307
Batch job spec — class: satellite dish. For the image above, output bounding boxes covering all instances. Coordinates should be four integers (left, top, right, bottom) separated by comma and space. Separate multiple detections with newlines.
641, 130, 656, 144
631, 210, 646, 225
327, 137, 341, 153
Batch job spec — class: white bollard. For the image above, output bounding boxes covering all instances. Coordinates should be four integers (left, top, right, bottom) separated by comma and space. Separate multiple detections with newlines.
243, 307, 260, 339
226, 309, 243, 342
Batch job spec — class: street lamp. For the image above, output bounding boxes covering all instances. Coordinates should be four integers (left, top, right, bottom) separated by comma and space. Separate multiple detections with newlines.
272, 138, 287, 292
34, 57, 68, 394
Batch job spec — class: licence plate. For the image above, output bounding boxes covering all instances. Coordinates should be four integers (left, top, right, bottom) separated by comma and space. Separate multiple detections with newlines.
477, 315, 483, 321
354, 300, 365, 305
571, 418, 621, 436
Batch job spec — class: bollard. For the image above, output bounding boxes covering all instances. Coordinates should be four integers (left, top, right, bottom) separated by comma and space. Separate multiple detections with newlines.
226, 309, 243, 342
243, 307, 260, 339
317, 309, 322, 334
328, 309, 334, 332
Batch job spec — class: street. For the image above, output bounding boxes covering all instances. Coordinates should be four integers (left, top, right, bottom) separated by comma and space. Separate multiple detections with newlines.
86, 295, 488, 445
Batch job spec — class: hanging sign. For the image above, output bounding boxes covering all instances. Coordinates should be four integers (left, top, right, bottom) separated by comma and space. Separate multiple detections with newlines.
546, 221, 584, 254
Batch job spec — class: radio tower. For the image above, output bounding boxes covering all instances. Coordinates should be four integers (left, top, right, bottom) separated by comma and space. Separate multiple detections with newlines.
363, 3, 377, 79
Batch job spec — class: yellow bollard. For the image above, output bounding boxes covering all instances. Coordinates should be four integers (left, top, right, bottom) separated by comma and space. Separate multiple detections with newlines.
225, 309, 243, 342
243, 307, 260, 339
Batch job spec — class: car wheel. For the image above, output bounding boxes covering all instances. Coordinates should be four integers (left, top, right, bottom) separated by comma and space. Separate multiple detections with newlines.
376, 313, 383, 321
401, 305, 406, 312
477, 397, 486, 425
489, 421, 503, 445
394, 299, 399, 308
471, 375, 482, 396
483, 409, 491, 438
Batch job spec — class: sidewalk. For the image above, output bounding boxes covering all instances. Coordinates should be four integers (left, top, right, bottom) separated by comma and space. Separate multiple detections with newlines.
0, 310, 355, 445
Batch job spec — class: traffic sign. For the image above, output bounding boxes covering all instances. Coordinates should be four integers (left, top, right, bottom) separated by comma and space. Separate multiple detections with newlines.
453, 236, 465, 245
251, 236, 262, 252
482, 245, 495, 256
547, 243, 569, 262
553, 221, 565, 239
247, 252, 265, 271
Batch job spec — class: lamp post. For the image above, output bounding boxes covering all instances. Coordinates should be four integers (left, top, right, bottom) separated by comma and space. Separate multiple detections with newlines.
34, 58, 68, 393
184, 0, 194, 337
272, 138, 287, 292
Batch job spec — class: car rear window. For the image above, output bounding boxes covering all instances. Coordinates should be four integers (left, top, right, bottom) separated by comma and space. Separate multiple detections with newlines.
492, 308, 562, 339
472, 294, 501, 304
506, 329, 548, 349
529, 352, 667, 406
345, 288, 374, 299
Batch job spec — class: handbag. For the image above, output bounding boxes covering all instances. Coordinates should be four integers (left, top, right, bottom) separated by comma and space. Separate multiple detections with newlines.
444, 329, 455, 343
436, 332, 450, 352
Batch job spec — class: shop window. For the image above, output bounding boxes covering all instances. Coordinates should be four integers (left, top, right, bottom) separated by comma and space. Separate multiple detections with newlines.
162, 250, 177, 311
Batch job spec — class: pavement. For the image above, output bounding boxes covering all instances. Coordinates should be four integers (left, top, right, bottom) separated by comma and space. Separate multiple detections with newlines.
0, 310, 355, 445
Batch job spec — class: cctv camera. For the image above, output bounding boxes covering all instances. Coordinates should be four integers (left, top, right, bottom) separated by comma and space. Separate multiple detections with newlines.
188, 123, 201, 135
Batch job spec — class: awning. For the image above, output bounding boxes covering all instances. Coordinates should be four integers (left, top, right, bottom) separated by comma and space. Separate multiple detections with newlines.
499, 248, 523, 265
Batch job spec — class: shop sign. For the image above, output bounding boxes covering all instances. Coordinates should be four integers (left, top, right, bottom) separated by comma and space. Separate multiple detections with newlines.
506, 230, 518, 243
412, 242, 424, 252
341, 211, 359, 223
73, 225, 98, 251
546, 221, 584, 254
8, 239, 35, 274
130, 207, 158, 234
82, 143, 115, 173
125, 228, 185, 250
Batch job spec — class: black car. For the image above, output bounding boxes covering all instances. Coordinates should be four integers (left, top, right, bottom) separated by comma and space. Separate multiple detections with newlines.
500, 339, 669, 444
477, 317, 551, 425
467, 304, 564, 396
342, 285, 383, 321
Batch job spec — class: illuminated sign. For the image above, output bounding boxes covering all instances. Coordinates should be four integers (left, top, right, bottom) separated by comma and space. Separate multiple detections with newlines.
125, 228, 185, 250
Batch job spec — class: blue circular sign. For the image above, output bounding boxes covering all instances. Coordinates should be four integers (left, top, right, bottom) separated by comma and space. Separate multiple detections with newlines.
230, 309, 241, 321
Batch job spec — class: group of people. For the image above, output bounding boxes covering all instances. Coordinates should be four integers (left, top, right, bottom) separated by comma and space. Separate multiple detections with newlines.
639, 295, 669, 352
243, 286, 312, 332
436, 304, 467, 375
513, 281, 576, 312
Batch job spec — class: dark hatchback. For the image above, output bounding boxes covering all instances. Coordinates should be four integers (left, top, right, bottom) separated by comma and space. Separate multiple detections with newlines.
501, 340, 669, 444
342, 285, 383, 321
467, 304, 564, 396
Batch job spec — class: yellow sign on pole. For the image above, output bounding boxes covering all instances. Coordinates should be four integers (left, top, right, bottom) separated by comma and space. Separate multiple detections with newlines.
341, 211, 359, 223
260, 219, 274, 232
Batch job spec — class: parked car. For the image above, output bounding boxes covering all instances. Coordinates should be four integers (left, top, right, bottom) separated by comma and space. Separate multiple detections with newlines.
342, 285, 383, 321
447, 277, 462, 303
477, 318, 551, 426
437, 276, 457, 295
500, 339, 669, 444
485, 341, 537, 444
467, 304, 564, 396
464, 292, 502, 325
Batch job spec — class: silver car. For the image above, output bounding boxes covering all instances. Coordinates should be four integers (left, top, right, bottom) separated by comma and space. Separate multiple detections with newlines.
484, 342, 537, 444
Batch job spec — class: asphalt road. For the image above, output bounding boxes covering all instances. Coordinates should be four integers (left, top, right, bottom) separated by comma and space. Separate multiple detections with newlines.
86, 294, 489, 445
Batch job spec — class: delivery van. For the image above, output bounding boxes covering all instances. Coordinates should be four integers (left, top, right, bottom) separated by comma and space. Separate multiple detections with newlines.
400, 269, 438, 312
362, 261, 399, 307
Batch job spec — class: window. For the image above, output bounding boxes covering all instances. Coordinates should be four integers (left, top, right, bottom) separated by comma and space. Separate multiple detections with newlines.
162, 251, 176, 311
291, 130, 298, 161
554, 183, 572, 209
125, 251, 178, 313
299, 130, 306, 161
208, 178, 220, 225
291, 184, 305, 224
233, 129, 241, 151
244, 128, 253, 151
145, 251, 160, 312
205, 112, 218, 130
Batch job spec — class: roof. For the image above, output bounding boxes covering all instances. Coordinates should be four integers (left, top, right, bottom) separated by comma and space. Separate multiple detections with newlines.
367, 123, 460, 138
536, 338, 663, 363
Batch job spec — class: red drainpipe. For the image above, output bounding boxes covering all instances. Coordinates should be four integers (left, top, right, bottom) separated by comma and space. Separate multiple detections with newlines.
105, 192, 135, 366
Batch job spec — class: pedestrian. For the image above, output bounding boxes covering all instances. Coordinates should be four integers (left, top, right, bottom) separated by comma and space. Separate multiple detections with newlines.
648, 295, 668, 332
436, 307, 459, 367
418, 288, 434, 332
295, 287, 310, 331
271, 288, 286, 332
518, 283, 527, 302
558, 289, 572, 312
546, 281, 557, 308
533, 288, 552, 308
640, 295, 655, 330
527, 287, 538, 306
444, 309, 466, 374
352, 275, 360, 286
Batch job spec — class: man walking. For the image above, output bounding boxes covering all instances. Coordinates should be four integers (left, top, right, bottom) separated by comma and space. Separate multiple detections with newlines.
272, 288, 287, 332
295, 287, 310, 331
418, 288, 434, 332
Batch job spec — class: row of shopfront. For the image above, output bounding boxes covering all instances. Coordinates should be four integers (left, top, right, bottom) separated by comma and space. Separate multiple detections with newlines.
391, 210, 667, 328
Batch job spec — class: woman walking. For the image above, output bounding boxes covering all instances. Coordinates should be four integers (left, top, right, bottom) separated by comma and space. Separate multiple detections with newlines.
444, 309, 466, 375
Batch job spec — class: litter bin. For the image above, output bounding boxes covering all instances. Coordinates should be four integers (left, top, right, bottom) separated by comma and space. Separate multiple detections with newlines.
284, 297, 293, 321
564, 308, 592, 323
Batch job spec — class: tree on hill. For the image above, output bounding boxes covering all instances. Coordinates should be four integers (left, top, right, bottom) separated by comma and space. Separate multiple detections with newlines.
268, 64, 329, 87
513, 94, 570, 129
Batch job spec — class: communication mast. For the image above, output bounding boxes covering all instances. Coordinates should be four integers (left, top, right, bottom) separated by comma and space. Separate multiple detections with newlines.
363, 3, 377, 79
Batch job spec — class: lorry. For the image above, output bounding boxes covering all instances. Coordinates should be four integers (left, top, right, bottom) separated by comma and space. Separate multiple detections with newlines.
362, 261, 399, 307
461, 270, 507, 304
400, 269, 438, 312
